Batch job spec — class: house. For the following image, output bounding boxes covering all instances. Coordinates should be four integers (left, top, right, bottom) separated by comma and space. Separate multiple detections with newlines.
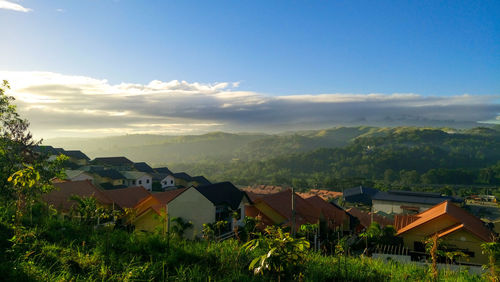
154, 167, 173, 175
191, 176, 211, 186
245, 189, 321, 232
103, 186, 162, 232
346, 207, 393, 233
92, 157, 134, 169
305, 196, 350, 232
64, 170, 94, 183
343, 186, 378, 205
372, 190, 463, 214
172, 172, 192, 187
92, 169, 127, 189
121, 171, 153, 191
196, 182, 251, 232
152, 173, 172, 190
133, 162, 155, 174
61, 150, 90, 166
154, 187, 214, 239
395, 201, 494, 265
42, 180, 112, 213
299, 189, 343, 201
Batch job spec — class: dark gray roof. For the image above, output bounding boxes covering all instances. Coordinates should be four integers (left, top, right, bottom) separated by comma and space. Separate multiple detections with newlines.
152, 172, 169, 182
93, 157, 134, 166
63, 150, 90, 160
154, 167, 173, 175
191, 176, 211, 185
35, 145, 64, 155
343, 186, 378, 205
372, 190, 463, 205
133, 162, 155, 173
173, 172, 192, 181
196, 182, 246, 210
94, 169, 126, 180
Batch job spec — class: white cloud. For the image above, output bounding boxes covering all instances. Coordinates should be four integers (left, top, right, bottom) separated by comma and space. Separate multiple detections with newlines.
0, 70, 499, 138
0, 0, 32, 12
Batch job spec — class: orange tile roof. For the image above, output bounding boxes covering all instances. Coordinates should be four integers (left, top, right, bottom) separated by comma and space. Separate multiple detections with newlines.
299, 189, 343, 201
393, 214, 419, 230
103, 186, 152, 209
241, 185, 288, 195
437, 224, 465, 238
346, 207, 393, 229
154, 188, 189, 205
43, 180, 112, 212
396, 201, 493, 242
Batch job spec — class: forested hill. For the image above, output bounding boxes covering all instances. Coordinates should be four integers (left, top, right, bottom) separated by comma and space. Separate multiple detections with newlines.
46, 126, 384, 163
47, 126, 500, 192
168, 126, 500, 192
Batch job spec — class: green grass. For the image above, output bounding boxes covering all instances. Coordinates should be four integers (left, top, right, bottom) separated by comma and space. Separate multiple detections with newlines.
0, 218, 485, 281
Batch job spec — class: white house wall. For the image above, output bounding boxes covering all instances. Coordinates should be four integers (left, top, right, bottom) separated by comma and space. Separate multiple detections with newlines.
167, 188, 215, 239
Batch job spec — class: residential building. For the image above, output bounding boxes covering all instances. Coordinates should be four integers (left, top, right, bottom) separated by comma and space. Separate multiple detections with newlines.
103, 186, 162, 232
395, 201, 494, 265
64, 170, 94, 183
154, 187, 214, 239
372, 190, 463, 214
195, 182, 251, 232
245, 189, 321, 232
346, 207, 393, 232
42, 180, 112, 213
92, 169, 127, 189
121, 171, 153, 191
92, 156, 134, 169
343, 186, 378, 205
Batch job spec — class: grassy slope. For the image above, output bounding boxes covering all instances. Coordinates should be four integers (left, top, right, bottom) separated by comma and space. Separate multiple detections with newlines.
0, 218, 483, 281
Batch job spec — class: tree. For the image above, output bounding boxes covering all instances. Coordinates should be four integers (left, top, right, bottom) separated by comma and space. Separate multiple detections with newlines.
170, 217, 193, 238
243, 226, 310, 280
481, 242, 500, 281
1, 81, 66, 230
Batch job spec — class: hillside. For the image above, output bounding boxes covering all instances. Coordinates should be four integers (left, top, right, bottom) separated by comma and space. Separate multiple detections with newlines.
45, 127, 384, 164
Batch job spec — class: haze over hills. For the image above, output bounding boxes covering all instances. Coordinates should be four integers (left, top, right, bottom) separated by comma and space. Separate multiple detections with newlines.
45, 125, 500, 172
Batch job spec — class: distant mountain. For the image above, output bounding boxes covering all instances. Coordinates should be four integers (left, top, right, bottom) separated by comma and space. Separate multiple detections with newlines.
45, 126, 500, 168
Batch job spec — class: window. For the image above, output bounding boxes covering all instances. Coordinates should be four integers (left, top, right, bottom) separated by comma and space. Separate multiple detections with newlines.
170, 180, 173, 184
146, 179, 150, 183
139, 180, 142, 185
132, 180, 135, 185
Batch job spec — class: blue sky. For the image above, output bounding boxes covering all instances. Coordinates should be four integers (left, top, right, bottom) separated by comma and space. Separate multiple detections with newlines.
0, 0, 499, 137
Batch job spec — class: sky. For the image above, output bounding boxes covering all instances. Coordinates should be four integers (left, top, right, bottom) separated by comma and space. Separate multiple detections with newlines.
0, 0, 499, 138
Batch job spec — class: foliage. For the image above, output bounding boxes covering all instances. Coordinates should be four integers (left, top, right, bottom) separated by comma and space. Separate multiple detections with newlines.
481, 242, 500, 281
170, 217, 193, 238
69, 195, 118, 226
243, 226, 310, 279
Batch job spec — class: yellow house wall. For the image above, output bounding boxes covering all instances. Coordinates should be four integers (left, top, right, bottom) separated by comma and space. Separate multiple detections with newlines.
400, 215, 488, 265
133, 209, 162, 232
167, 188, 215, 239
441, 229, 489, 265
254, 202, 287, 224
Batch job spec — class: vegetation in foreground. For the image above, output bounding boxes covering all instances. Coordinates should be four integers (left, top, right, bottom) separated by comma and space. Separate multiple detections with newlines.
0, 210, 486, 281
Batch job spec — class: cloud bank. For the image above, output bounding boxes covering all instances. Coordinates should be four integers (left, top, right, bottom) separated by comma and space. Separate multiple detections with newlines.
1, 71, 499, 138
0, 0, 32, 12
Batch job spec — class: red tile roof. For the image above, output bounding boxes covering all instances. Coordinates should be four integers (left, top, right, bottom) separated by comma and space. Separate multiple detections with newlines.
103, 186, 152, 209
396, 201, 493, 242
253, 189, 321, 229
43, 180, 112, 212
305, 196, 348, 228
346, 207, 393, 229
153, 188, 189, 205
